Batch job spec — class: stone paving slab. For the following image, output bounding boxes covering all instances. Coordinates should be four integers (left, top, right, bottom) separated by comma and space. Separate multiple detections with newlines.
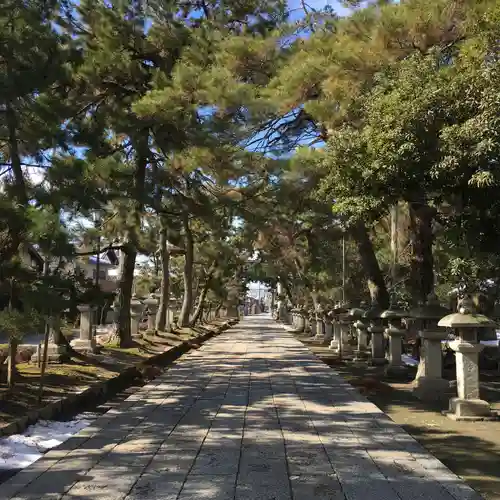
3, 315, 483, 500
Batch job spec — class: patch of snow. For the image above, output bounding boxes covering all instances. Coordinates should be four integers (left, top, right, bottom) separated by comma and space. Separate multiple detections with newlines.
402, 354, 419, 367
0, 417, 91, 471
481, 340, 500, 347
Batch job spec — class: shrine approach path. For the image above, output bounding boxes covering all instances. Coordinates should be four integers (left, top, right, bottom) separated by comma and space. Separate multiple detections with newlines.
2, 315, 481, 500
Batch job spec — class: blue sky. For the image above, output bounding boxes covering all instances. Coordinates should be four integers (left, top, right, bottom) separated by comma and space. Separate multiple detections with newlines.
288, 0, 351, 20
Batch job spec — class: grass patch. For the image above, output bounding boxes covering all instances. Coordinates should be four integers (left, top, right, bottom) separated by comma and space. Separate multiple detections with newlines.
0, 319, 227, 428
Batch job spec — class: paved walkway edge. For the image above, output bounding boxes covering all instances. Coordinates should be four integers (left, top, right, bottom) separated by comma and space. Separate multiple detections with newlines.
0, 319, 236, 439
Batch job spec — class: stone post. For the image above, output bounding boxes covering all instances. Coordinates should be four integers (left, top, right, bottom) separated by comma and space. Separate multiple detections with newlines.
144, 293, 159, 332
350, 305, 368, 361
226, 303, 239, 318
321, 310, 334, 344
71, 305, 97, 352
314, 306, 325, 340
303, 310, 310, 334
381, 302, 407, 378
338, 304, 353, 357
329, 304, 341, 350
438, 296, 496, 421
111, 302, 120, 332
296, 308, 306, 333
364, 304, 386, 365
410, 294, 450, 401
130, 295, 145, 340
313, 311, 325, 340
31, 316, 69, 364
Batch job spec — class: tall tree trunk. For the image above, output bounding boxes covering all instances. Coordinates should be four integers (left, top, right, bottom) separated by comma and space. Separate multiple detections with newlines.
351, 221, 389, 309
190, 288, 207, 326
1, 102, 28, 265
310, 287, 320, 320
279, 276, 294, 306
117, 137, 148, 346
178, 211, 194, 327
117, 242, 137, 347
190, 261, 216, 326
408, 201, 435, 305
155, 223, 171, 332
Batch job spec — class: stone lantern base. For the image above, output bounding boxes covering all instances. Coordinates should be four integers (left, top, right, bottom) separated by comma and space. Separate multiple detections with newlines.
70, 338, 98, 353
31, 344, 69, 364
412, 377, 450, 402
369, 356, 388, 366
445, 397, 496, 421
328, 339, 339, 351
353, 348, 369, 361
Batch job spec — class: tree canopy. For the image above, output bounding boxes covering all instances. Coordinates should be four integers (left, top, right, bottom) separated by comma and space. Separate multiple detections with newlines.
2, 0, 500, 360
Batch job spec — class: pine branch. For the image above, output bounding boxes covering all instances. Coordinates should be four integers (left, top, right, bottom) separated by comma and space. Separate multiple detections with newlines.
75, 244, 124, 256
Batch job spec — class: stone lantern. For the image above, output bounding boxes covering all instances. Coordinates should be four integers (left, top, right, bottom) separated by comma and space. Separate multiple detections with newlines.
438, 296, 497, 421
409, 293, 450, 401
130, 295, 145, 340
71, 304, 97, 352
350, 304, 369, 361
295, 307, 306, 333
143, 293, 159, 332
338, 302, 352, 357
328, 303, 341, 351
329, 303, 349, 353
32, 315, 69, 364
381, 300, 407, 378
314, 305, 325, 340
321, 309, 334, 345
363, 303, 385, 365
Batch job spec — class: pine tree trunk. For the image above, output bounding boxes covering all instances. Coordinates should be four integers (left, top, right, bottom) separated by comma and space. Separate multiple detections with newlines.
351, 221, 389, 309
408, 201, 435, 305
117, 242, 137, 347
155, 225, 171, 332
179, 212, 194, 327
1, 102, 28, 264
116, 136, 148, 346
190, 263, 216, 326
279, 277, 294, 305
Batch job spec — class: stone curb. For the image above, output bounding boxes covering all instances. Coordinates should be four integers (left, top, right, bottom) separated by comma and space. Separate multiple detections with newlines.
0, 318, 239, 439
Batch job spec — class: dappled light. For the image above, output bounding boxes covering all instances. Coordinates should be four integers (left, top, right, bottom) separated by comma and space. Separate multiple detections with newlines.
2, 317, 483, 499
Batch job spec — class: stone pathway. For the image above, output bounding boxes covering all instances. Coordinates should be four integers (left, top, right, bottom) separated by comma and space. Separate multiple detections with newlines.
2, 315, 482, 499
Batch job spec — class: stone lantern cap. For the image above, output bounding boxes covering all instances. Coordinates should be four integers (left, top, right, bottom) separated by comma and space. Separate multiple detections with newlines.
333, 302, 349, 314
349, 307, 366, 320
380, 302, 406, 320
408, 292, 448, 319
130, 295, 145, 314
363, 304, 383, 319
438, 297, 497, 329
144, 293, 159, 307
